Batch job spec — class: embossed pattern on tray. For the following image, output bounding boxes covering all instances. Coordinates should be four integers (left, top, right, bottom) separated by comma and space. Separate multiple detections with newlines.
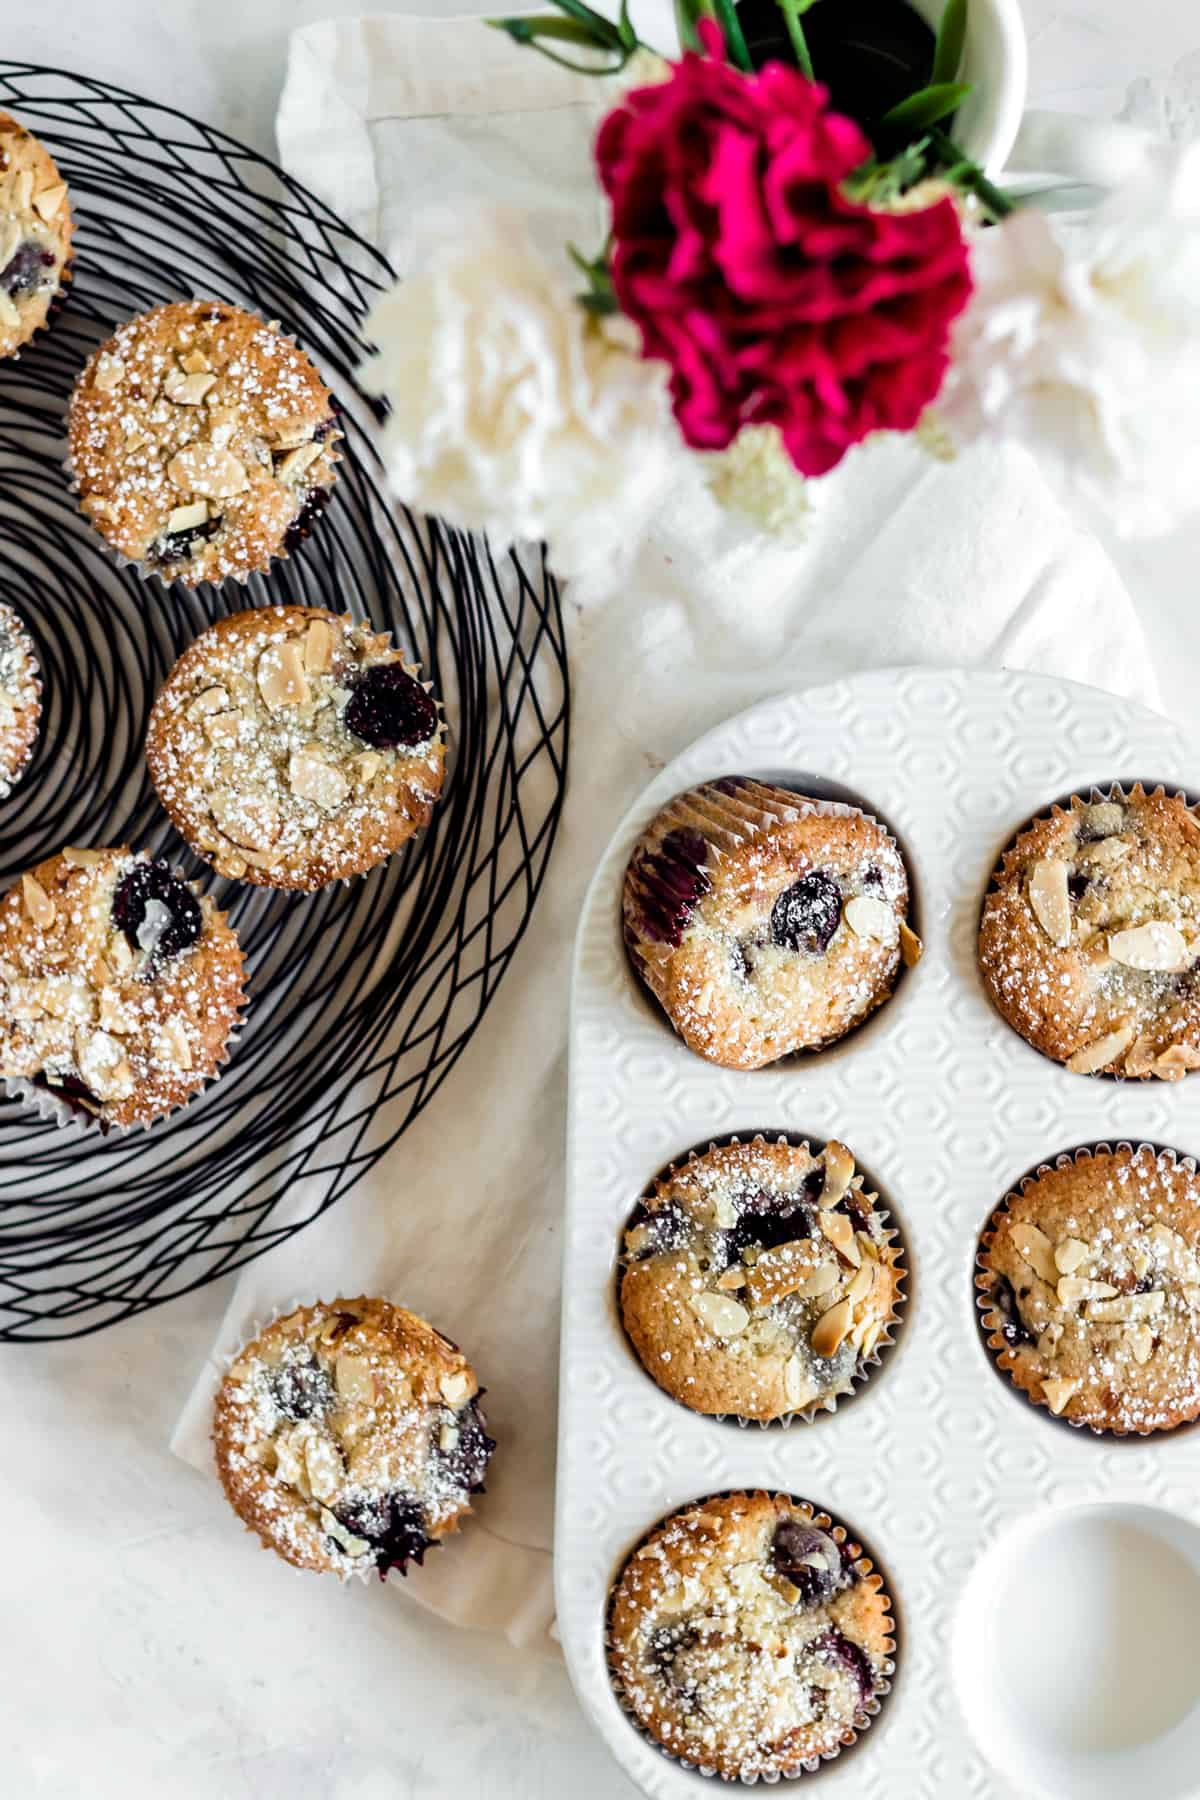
558, 668, 1200, 1798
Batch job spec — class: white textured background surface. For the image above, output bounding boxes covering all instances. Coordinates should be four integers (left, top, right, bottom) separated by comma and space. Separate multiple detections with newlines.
5, 3, 1200, 1797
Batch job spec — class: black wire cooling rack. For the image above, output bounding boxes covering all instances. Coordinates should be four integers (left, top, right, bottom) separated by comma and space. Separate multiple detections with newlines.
0, 64, 570, 1340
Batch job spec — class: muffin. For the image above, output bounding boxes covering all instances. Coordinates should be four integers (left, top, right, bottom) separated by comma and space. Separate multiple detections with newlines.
977, 1144, 1200, 1435
66, 300, 340, 584
622, 777, 920, 1068
620, 1136, 904, 1421
0, 113, 73, 358
980, 786, 1200, 1078
608, 1491, 895, 1780
213, 1297, 495, 1578
146, 605, 445, 889
0, 601, 41, 795
0, 846, 244, 1128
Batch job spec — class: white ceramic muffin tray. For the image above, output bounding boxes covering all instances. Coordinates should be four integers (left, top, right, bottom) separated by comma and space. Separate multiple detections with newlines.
557, 668, 1200, 1800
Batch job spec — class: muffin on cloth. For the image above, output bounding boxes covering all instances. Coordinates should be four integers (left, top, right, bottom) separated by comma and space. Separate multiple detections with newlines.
978, 1143, 1200, 1435
623, 776, 920, 1069
608, 1490, 895, 1780
620, 1136, 904, 1422
0, 845, 244, 1129
980, 786, 1200, 1079
213, 1297, 495, 1578
67, 299, 340, 584
146, 604, 445, 889
0, 113, 73, 358
0, 601, 41, 796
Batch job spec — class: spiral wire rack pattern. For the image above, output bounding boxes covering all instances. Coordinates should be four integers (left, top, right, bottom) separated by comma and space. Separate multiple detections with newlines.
0, 64, 570, 1340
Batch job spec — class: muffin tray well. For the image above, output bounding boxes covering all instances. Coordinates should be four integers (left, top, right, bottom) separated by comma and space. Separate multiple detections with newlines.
557, 668, 1200, 1800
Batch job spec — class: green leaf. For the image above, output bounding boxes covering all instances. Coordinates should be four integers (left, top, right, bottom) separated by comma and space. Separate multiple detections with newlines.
674, 0, 705, 51
774, 0, 814, 78
617, 0, 637, 48
537, 0, 627, 46
880, 80, 972, 132
489, 14, 608, 46
932, 0, 968, 84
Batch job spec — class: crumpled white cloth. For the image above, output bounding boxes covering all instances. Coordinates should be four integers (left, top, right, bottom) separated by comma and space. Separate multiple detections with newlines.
172, 9, 1161, 1653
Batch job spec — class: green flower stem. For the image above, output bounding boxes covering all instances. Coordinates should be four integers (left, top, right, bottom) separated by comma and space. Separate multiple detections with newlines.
928, 125, 1015, 218
775, 0, 814, 77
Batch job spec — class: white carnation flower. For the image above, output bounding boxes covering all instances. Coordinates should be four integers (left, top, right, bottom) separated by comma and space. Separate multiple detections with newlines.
359, 209, 685, 594
939, 143, 1200, 536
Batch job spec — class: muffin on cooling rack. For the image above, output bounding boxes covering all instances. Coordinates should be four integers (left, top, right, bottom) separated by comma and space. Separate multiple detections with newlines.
213, 1297, 495, 1578
620, 1136, 904, 1422
980, 786, 1200, 1079
146, 604, 445, 889
66, 299, 340, 584
623, 776, 920, 1069
608, 1491, 895, 1780
0, 601, 41, 796
0, 846, 244, 1129
0, 113, 73, 359
978, 1144, 1200, 1436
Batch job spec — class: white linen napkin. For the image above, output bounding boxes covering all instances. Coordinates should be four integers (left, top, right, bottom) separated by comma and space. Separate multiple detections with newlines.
172, 10, 1162, 1653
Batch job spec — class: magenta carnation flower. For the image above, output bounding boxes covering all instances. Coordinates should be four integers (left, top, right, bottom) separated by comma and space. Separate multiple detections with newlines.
595, 28, 973, 477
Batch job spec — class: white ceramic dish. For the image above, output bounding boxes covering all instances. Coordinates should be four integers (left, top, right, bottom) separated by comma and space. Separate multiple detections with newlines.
557, 667, 1200, 1800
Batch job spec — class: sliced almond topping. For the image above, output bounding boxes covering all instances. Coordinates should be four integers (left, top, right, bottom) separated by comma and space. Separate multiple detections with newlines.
1126, 1323, 1155, 1365
0, 221, 17, 271
1081, 802, 1125, 838
818, 1210, 861, 1267
1041, 1376, 1080, 1416
846, 1262, 874, 1308
278, 442, 322, 484
288, 748, 350, 812
1066, 1023, 1135, 1075
164, 367, 218, 405
1107, 921, 1191, 973
844, 895, 897, 944
898, 919, 923, 966
1036, 1322, 1063, 1359
1154, 1044, 1200, 1079
439, 1423, 460, 1452
715, 1266, 746, 1292
303, 1433, 344, 1503
209, 788, 280, 852
75, 1028, 134, 1100
108, 933, 134, 977
1079, 835, 1129, 868
167, 444, 249, 501
811, 1297, 853, 1360
273, 1428, 308, 1494
12, 170, 32, 212
351, 751, 383, 785
782, 1356, 807, 1408
187, 685, 231, 719
796, 1263, 841, 1300
689, 1291, 749, 1339
334, 1352, 376, 1406
711, 1193, 738, 1230
21, 873, 55, 929
92, 353, 125, 393
1058, 1275, 1118, 1307
1054, 1237, 1091, 1275
61, 846, 105, 867
179, 348, 211, 375
819, 1142, 855, 1208
1124, 1034, 1158, 1078
743, 1239, 820, 1308
439, 1369, 474, 1406
165, 500, 209, 536
321, 1507, 371, 1558
303, 617, 334, 673
204, 712, 240, 748
1084, 1291, 1165, 1323
257, 641, 309, 711
1010, 1221, 1059, 1286
157, 1019, 193, 1072
1029, 859, 1072, 947
32, 181, 67, 222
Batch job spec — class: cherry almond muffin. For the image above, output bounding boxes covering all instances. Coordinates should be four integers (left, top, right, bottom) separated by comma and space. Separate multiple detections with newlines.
0, 601, 41, 796
0, 846, 244, 1128
0, 113, 73, 358
213, 1298, 495, 1578
623, 777, 921, 1069
146, 605, 445, 889
980, 787, 1200, 1078
67, 300, 340, 584
609, 1492, 895, 1780
621, 1136, 904, 1421
978, 1145, 1200, 1435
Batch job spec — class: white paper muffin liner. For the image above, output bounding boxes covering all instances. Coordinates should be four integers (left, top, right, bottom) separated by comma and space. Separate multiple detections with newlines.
975, 1139, 1200, 1439
605, 1490, 897, 1784
618, 1133, 908, 1431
